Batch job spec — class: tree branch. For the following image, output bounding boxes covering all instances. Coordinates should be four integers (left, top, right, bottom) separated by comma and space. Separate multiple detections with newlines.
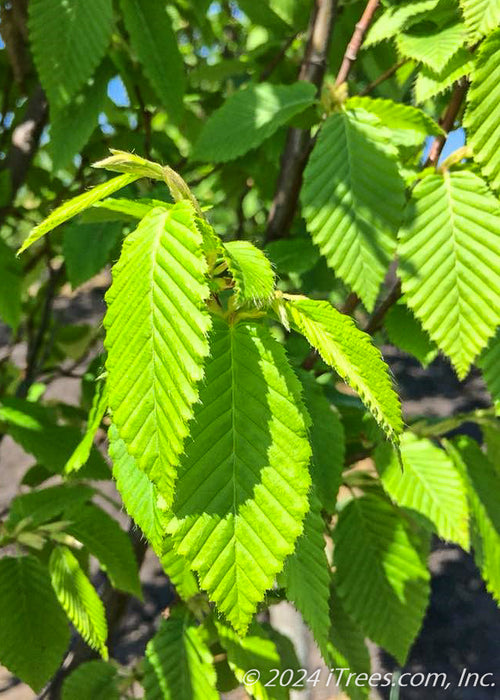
363, 278, 401, 335
359, 58, 408, 96
265, 0, 337, 242
3, 85, 48, 197
425, 79, 469, 167
265, 0, 382, 243
335, 0, 380, 86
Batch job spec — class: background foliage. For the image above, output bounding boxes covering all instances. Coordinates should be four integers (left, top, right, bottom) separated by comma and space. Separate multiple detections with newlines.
0, 0, 500, 698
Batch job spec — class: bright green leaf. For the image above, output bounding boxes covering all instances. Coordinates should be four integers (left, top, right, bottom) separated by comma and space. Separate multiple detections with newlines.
464, 29, 500, 192
397, 20, 466, 74
108, 423, 198, 599
193, 82, 316, 163
364, 0, 440, 46
65, 381, 108, 474
223, 240, 275, 307
398, 170, 500, 379
301, 108, 405, 310
285, 298, 403, 443
49, 546, 108, 659
459, 0, 500, 40
18, 174, 138, 254
376, 432, 469, 548
169, 317, 312, 634
346, 96, 443, 147
414, 49, 474, 103
104, 203, 212, 505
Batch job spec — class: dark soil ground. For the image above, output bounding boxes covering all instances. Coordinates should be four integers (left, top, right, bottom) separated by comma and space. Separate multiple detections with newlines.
0, 283, 499, 699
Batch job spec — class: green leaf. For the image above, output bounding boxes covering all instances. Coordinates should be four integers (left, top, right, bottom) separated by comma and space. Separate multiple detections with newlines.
66, 381, 108, 474
265, 237, 320, 276
334, 494, 430, 663
63, 221, 122, 289
193, 82, 316, 163
364, 0, 440, 46
120, 0, 185, 121
301, 373, 345, 510
109, 423, 165, 553
327, 589, 371, 700
18, 174, 138, 254
301, 108, 405, 310
236, 0, 292, 33
0, 238, 22, 330
108, 424, 198, 599
385, 301, 438, 367
66, 503, 141, 597
397, 20, 466, 73
216, 620, 290, 700
464, 29, 500, 192
104, 203, 211, 505
169, 317, 312, 634
398, 170, 500, 379
446, 436, 500, 602
49, 546, 108, 659
459, 0, 500, 40
376, 432, 469, 548
223, 240, 275, 307
51, 62, 111, 170
283, 491, 331, 659
28, 0, 113, 108
160, 540, 200, 601
62, 661, 119, 700
144, 612, 218, 700
479, 330, 500, 411
346, 96, 443, 147
284, 298, 403, 443
414, 49, 474, 103
7, 483, 94, 530
87, 197, 171, 222
0, 556, 69, 691
0, 397, 109, 479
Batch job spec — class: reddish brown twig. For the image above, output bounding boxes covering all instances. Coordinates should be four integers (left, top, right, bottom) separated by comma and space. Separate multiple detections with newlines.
425, 79, 469, 167
364, 278, 402, 335
335, 0, 380, 86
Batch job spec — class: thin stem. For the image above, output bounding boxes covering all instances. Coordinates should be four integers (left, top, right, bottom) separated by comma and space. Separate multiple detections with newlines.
359, 58, 409, 96
364, 278, 402, 335
425, 80, 469, 167
335, 0, 380, 86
